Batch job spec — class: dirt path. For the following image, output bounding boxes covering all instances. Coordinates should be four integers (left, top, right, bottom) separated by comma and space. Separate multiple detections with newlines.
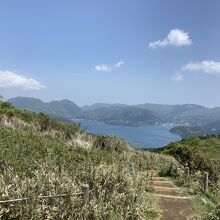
149, 171, 199, 220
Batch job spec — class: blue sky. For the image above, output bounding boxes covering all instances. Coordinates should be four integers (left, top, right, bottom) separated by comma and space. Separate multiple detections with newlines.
0, 0, 220, 107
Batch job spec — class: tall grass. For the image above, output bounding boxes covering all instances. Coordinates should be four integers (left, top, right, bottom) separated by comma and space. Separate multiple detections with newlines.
0, 102, 183, 219
0, 123, 167, 219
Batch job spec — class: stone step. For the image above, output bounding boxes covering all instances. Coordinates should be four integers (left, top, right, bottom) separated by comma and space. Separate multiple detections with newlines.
153, 181, 174, 188
157, 194, 191, 200
155, 186, 180, 190
152, 180, 171, 183
151, 177, 168, 181
155, 189, 179, 196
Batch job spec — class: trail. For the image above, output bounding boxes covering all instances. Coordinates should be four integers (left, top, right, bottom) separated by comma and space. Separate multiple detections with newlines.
149, 171, 199, 220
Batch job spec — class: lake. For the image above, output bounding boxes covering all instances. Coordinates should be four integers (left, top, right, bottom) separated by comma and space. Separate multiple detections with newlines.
75, 119, 181, 148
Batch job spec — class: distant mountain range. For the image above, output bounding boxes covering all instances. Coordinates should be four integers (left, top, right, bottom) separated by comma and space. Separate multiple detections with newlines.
8, 97, 220, 137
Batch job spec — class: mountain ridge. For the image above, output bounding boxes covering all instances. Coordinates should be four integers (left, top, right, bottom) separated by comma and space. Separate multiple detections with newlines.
8, 96, 81, 119
7, 97, 220, 136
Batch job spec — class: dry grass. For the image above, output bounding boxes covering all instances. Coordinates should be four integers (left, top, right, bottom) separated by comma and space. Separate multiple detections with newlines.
0, 102, 181, 219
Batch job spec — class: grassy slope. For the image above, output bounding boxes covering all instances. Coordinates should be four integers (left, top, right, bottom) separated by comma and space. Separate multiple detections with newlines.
197, 137, 220, 160
0, 102, 181, 219
3, 102, 220, 219
157, 138, 220, 219
157, 137, 220, 183
158, 136, 220, 162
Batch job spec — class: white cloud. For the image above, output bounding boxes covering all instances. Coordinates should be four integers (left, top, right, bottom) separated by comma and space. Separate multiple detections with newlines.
95, 64, 112, 72
95, 61, 124, 72
171, 73, 183, 82
0, 71, 45, 90
149, 29, 192, 49
183, 60, 220, 74
114, 61, 124, 67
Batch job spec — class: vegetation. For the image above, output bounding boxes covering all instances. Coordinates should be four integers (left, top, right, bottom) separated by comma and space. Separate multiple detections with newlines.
2, 101, 220, 219
197, 136, 220, 160
0, 102, 180, 219
157, 137, 220, 219
77, 106, 163, 126
0, 127, 156, 219
8, 97, 81, 119
170, 124, 220, 138
157, 137, 220, 181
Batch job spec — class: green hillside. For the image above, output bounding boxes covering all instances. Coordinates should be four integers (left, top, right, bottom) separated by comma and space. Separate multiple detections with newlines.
196, 137, 220, 160
1, 101, 220, 219
157, 137, 220, 183
77, 106, 163, 126
160, 136, 220, 161
0, 101, 178, 219
8, 97, 81, 119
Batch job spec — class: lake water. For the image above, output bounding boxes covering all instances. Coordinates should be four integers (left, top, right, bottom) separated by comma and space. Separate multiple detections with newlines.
75, 119, 181, 148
